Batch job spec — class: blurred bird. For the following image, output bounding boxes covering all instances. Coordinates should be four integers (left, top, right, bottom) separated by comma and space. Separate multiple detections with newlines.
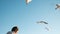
36, 21, 51, 31
37, 21, 48, 24
55, 4, 60, 10
26, 0, 32, 5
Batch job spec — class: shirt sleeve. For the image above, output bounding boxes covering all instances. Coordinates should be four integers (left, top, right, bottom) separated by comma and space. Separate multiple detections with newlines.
7, 31, 12, 34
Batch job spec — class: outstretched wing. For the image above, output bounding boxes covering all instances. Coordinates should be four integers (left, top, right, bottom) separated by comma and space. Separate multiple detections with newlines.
45, 27, 49, 31
7, 31, 12, 34
37, 21, 48, 24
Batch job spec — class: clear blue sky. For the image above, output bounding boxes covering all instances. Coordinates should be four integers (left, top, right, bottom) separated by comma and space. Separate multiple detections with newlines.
0, 0, 60, 34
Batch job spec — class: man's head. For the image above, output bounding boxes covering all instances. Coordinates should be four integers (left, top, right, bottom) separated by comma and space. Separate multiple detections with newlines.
11, 26, 18, 33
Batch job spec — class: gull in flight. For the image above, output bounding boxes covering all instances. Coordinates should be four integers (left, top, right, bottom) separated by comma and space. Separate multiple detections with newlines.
55, 4, 60, 10
26, 0, 32, 5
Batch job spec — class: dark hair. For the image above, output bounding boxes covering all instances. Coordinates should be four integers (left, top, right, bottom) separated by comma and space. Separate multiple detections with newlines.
11, 26, 18, 32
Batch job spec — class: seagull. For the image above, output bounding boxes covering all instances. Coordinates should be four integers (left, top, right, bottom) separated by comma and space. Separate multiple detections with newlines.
36, 21, 51, 31
37, 21, 48, 24
26, 0, 32, 5
55, 4, 60, 10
